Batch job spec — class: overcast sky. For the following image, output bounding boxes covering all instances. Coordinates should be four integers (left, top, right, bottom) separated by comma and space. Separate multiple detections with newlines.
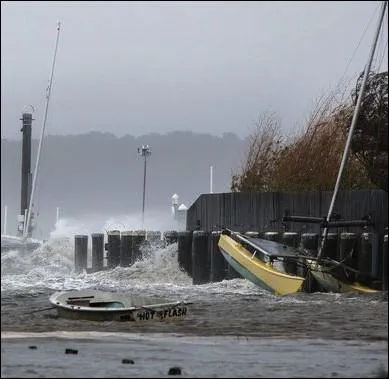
1, 1, 388, 140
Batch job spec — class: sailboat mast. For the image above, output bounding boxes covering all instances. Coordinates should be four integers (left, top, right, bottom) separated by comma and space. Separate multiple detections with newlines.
23, 21, 62, 240
317, 1, 387, 259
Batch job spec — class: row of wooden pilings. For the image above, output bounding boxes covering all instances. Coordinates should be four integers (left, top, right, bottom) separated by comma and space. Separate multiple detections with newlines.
74, 229, 388, 291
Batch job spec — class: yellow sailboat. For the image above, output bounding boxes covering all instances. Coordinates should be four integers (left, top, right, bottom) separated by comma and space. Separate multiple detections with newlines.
306, 259, 379, 294
218, 230, 305, 295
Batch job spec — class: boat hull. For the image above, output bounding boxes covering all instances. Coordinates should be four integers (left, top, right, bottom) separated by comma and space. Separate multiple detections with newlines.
306, 260, 379, 294
49, 290, 191, 322
218, 234, 305, 295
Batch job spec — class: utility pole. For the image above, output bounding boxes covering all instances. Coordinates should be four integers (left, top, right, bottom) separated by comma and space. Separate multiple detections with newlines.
137, 145, 152, 228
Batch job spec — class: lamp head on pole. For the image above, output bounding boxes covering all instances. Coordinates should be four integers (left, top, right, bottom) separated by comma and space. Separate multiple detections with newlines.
137, 145, 152, 158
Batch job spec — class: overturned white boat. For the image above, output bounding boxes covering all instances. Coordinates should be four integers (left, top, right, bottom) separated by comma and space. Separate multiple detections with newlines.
49, 290, 192, 322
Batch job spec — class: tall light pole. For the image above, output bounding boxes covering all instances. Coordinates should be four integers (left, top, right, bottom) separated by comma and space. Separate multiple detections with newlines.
137, 144, 152, 228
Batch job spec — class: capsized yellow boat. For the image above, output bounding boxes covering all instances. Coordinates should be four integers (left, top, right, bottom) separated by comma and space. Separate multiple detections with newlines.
218, 230, 305, 295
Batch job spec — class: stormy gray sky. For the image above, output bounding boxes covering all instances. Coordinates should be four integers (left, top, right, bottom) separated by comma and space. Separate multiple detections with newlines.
1, 1, 388, 140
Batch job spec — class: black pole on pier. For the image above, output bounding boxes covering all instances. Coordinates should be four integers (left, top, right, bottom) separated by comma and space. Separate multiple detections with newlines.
106, 230, 121, 268
74, 235, 88, 273
19, 113, 33, 237
210, 231, 226, 282
382, 232, 388, 291
191, 230, 210, 285
132, 230, 146, 263
177, 230, 193, 276
91, 233, 104, 272
120, 231, 133, 267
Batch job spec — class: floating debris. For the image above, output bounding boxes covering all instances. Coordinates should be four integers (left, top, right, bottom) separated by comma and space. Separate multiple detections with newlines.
65, 348, 78, 355
168, 366, 182, 375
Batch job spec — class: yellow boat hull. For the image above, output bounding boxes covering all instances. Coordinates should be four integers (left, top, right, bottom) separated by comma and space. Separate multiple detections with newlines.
306, 260, 379, 294
218, 234, 305, 295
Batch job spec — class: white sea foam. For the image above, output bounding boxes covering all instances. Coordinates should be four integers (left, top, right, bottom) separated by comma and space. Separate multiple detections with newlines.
1, 214, 264, 299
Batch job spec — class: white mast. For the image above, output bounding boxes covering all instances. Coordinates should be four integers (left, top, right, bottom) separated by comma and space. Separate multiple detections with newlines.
56, 207, 60, 224
317, 1, 387, 259
210, 165, 214, 194
3, 205, 7, 235
23, 21, 62, 240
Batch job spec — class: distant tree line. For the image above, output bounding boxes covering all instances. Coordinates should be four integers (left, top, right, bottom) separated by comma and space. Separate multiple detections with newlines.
231, 70, 388, 193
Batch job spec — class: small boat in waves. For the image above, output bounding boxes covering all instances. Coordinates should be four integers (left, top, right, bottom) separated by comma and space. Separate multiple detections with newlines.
49, 289, 192, 322
218, 229, 305, 295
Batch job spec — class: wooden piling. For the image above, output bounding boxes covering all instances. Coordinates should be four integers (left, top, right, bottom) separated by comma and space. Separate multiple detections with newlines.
120, 231, 133, 267
91, 233, 104, 272
210, 231, 226, 282
177, 231, 192, 275
321, 232, 339, 260
300, 233, 319, 255
383, 233, 388, 291
281, 232, 300, 248
262, 231, 281, 242
74, 235, 88, 273
191, 230, 210, 285
107, 230, 121, 268
339, 232, 358, 269
132, 230, 146, 263
359, 232, 373, 276
281, 232, 299, 276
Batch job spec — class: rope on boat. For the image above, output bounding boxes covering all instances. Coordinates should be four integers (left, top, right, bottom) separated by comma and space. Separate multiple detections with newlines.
25, 306, 56, 314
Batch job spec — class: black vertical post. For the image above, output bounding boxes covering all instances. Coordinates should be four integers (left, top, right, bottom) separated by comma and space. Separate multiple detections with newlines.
300, 233, 319, 255
132, 230, 146, 263
191, 230, 210, 285
281, 232, 299, 276
339, 232, 358, 269
359, 232, 373, 277
91, 233, 104, 272
320, 232, 339, 260
74, 235, 88, 273
281, 232, 300, 248
120, 231, 133, 267
383, 233, 388, 291
177, 230, 193, 276
19, 113, 33, 237
210, 231, 226, 282
300, 233, 319, 292
262, 231, 281, 242
107, 230, 121, 268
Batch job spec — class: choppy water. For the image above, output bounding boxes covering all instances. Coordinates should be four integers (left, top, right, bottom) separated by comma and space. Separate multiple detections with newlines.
1, 218, 388, 377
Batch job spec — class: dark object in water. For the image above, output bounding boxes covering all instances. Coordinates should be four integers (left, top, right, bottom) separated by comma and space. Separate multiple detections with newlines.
28, 345, 37, 350
65, 348, 78, 355
168, 366, 182, 375
122, 359, 135, 364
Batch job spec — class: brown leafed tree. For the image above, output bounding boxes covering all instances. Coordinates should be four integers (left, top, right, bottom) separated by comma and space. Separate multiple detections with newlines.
231, 112, 283, 192
231, 82, 377, 192
334, 70, 388, 191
